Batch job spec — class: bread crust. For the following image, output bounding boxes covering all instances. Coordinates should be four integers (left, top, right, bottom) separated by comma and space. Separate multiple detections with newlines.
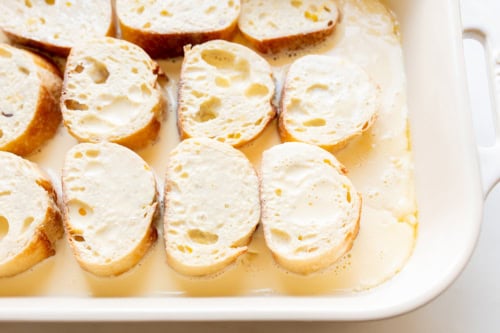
241, 23, 337, 54
0, 47, 62, 156
120, 20, 238, 58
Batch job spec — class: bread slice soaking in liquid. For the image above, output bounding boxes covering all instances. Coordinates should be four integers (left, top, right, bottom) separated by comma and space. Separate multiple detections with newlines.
61, 37, 164, 150
116, 0, 241, 58
280, 55, 380, 151
164, 138, 260, 276
178, 40, 275, 147
0, 43, 62, 156
0, 0, 114, 56
0, 151, 63, 277
238, 0, 339, 53
260, 142, 361, 275
61, 142, 158, 277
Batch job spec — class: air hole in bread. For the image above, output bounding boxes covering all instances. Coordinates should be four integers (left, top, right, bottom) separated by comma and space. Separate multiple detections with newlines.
131, 67, 139, 74
291, 0, 303, 7
254, 118, 264, 126
201, 49, 236, 69
0, 191, 12, 196
228, 0, 235, 7
24, 0, 32, 8
65, 1, 72, 7
303, 118, 326, 127
173, 165, 182, 173
304, 11, 319, 22
271, 229, 291, 245
78, 208, 88, 216
245, 83, 269, 97
205, 6, 216, 14
85, 58, 110, 84
180, 172, 189, 179
177, 245, 193, 253
215, 76, 230, 87
143, 22, 151, 29
188, 229, 219, 245
0, 216, 9, 240
73, 152, 83, 159
21, 217, 35, 234
140, 83, 152, 96
160, 9, 171, 16
44, 0, 55, 5
275, 188, 282, 196
195, 97, 220, 122
227, 133, 241, 139
85, 149, 100, 158
0, 129, 3, 139
136, 6, 145, 14
361, 121, 370, 131
73, 235, 85, 242
18, 67, 30, 76
64, 99, 88, 111
0, 48, 12, 58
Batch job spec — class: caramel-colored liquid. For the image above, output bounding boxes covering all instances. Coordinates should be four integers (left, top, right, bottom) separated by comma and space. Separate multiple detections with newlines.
0, 0, 417, 297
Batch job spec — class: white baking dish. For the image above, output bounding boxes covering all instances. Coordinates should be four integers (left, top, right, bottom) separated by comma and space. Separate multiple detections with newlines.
0, 0, 498, 321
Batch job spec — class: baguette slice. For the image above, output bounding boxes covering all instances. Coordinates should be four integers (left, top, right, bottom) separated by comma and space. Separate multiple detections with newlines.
164, 138, 260, 276
117, 0, 241, 58
238, 0, 339, 53
0, 0, 114, 57
0, 43, 62, 156
178, 40, 275, 147
0, 151, 63, 277
61, 142, 158, 277
280, 55, 379, 151
61, 37, 164, 150
260, 142, 361, 275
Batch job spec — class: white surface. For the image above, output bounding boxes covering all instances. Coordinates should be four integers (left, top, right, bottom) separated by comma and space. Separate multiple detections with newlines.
1, 0, 500, 330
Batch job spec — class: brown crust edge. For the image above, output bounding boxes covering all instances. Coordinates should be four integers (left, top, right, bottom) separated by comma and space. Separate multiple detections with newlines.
119, 19, 239, 59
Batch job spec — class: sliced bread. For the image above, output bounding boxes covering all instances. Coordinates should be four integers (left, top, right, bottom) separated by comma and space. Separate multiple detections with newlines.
117, 0, 241, 58
61, 142, 158, 277
178, 40, 275, 147
280, 55, 379, 151
61, 37, 164, 150
238, 0, 339, 53
164, 138, 260, 276
0, 43, 62, 156
260, 142, 361, 275
0, 0, 114, 57
0, 151, 63, 277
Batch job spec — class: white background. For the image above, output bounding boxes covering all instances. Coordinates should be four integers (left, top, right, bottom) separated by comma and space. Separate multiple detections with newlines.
1, 0, 500, 331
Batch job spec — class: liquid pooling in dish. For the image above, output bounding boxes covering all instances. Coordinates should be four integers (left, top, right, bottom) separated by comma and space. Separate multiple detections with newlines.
0, 0, 417, 296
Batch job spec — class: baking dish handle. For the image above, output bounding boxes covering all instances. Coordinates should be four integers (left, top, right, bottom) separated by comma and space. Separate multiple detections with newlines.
461, 0, 500, 195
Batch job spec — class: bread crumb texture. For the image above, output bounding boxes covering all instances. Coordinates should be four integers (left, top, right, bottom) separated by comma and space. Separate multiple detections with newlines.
280, 55, 380, 150
165, 138, 260, 276
62, 142, 157, 276
0, 0, 113, 55
61, 37, 163, 150
260, 142, 361, 274
178, 40, 275, 147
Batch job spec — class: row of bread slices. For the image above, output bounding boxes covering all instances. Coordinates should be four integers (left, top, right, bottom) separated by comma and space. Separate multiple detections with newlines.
0, 37, 380, 157
0, 0, 340, 57
0, 138, 360, 278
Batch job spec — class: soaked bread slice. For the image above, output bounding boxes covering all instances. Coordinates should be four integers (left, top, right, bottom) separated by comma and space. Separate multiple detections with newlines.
280, 55, 379, 151
178, 40, 275, 147
0, 151, 63, 277
0, 0, 114, 56
238, 0, 339, 53
61, 37, 164, 150
117, 0, 241, 58
164, 138, 260, 276
0, 43, 62, 156
260, 142, 361, 275
61, 142, 158, 277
